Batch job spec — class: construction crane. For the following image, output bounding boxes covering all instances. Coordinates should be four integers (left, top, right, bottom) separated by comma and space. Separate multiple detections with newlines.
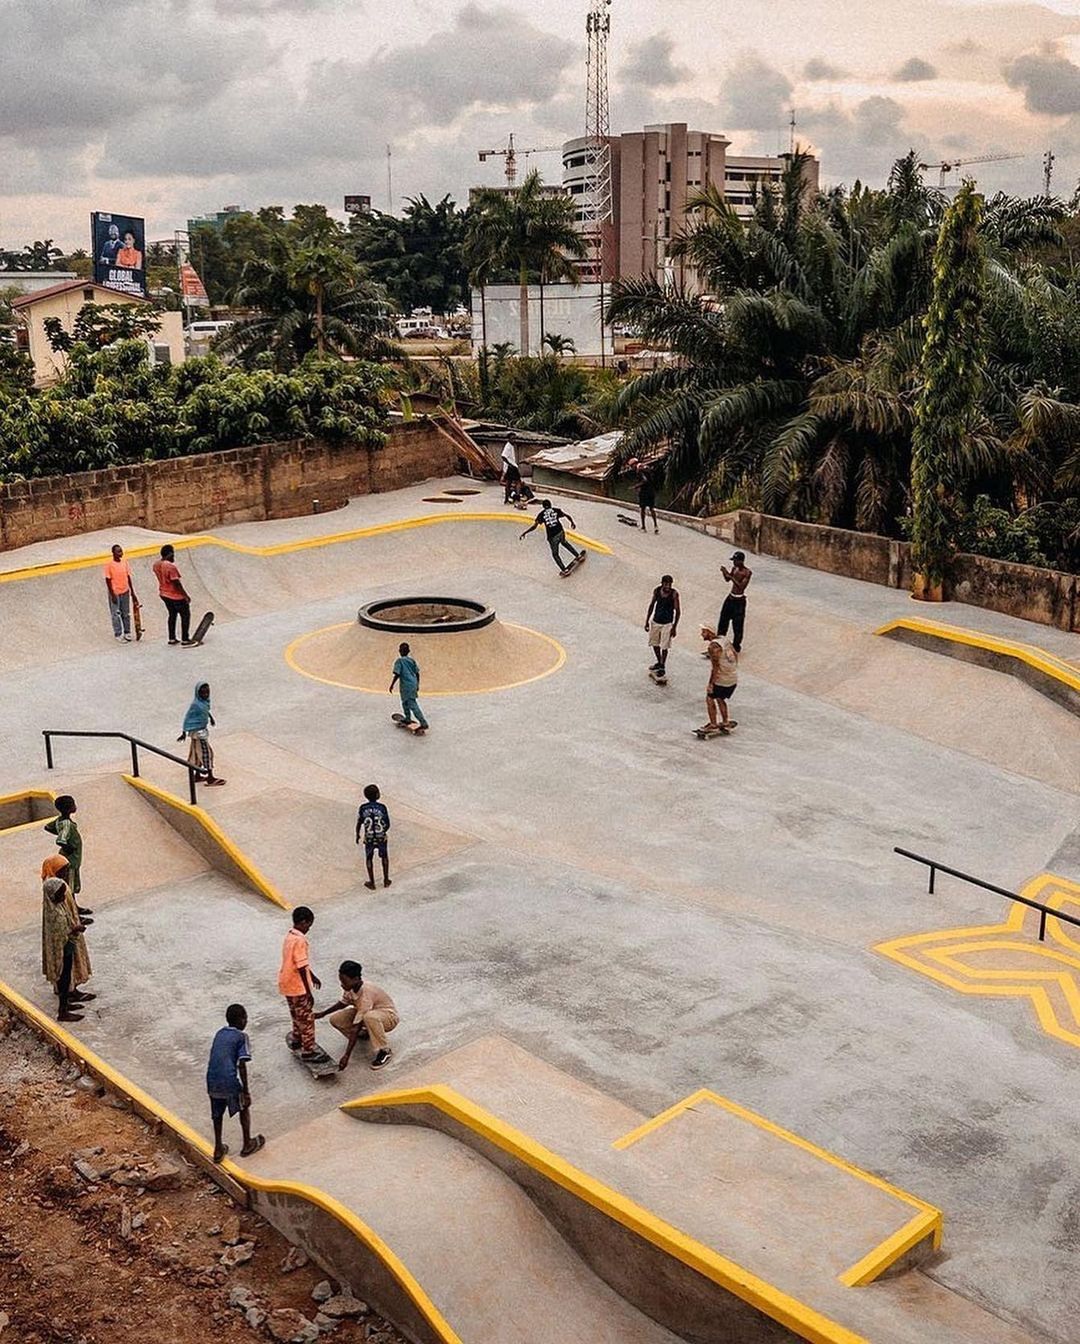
477, 133, 563, 188
918, 152, 1023, 189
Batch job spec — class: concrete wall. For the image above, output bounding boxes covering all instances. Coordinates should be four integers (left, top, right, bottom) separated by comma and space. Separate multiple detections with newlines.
733, 510, 1080, 632
471, 283, 606, 357
0, 419, 461, 552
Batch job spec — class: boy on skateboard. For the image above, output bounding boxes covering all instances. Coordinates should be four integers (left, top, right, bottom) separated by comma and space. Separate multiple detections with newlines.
206, 1004, 265, 1162
645, 575, 680, 678
356, 784, 392, 889
315, 960, 399, 1071
153, 543, 193, 646
520, 500, 583, 574
389, 643, 428, 733
718, 551, 752, 652
104, 544, 137, 642
278, 906, 329, 1065
700, 626, 739, 735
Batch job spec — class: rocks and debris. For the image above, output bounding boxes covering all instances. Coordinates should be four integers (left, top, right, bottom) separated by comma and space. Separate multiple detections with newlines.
221, 1213, 243, 1245
311, 1280, 333, 1303
319, 1294, 368, 1319
220, 1240, 256, 1268
280, 1245, 310, 1273
267, 1307, 321, 1342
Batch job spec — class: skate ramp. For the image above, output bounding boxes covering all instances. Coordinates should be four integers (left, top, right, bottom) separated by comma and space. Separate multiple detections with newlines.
286, 617, 564, 695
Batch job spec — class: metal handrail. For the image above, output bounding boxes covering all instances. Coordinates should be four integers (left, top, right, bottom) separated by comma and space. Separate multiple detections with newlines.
894, 846, 1080, 943
42, 730, 205, 805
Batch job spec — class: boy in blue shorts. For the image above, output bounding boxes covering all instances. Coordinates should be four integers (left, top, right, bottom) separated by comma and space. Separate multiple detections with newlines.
356, 784, 392, 890
206, 1003, 265, 1162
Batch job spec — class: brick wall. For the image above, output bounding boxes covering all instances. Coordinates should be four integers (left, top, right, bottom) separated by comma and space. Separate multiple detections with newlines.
0, 419, 462, 551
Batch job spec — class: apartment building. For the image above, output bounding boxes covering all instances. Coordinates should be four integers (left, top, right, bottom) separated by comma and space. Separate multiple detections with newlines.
563, 123, 820, 286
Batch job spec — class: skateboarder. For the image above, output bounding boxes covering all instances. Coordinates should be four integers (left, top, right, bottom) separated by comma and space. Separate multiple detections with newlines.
701, 626, 739, 734
279, 906, 325, 1063
179, 682, 226, 785
206, 1004, 265, 1162
520, 500, 583, 574
44, 795, 91, 916
645, 575, 680, 677
389, 643, 429, 733
315, 960, 399, 1071
630, 459, 659, 533
356, 784, 391, 889
104, 544, 137, 642
153, 543, 192, 645
718, 551, 752, 652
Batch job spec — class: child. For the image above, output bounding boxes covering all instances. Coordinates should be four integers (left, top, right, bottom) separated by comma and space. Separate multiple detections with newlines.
389, 642, 429, 733
356, 784, 391, 890
44, 795, 91, 916
278, 906, 327, 1063
315, 961, 399, 1071
179, 682, 226, 785
206, 1004, 265, 1162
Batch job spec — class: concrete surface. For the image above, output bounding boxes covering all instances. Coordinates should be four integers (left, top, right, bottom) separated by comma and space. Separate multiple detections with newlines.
0, 479, 1077, 1342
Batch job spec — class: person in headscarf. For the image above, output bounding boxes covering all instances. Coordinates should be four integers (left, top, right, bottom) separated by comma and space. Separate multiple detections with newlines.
179, 681, 226, 786
41, 873, 93, 1022
41, 856, 93, 994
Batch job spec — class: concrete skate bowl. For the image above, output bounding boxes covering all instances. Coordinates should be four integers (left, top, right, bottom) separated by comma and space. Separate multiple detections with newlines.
286, 603, 564, 695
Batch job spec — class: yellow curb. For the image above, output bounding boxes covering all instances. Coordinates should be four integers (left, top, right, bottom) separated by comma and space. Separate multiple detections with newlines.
0, 977, 463, 1344
0, 513, 613, 585
0, 788, 57, 836
876, 617, 1080, 696
613, 1087, 942, 1284
122, 775, 289, 910
344, 1085, 867, 1344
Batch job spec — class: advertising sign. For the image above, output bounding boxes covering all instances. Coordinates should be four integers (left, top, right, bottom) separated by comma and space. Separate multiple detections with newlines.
344, 194, 371, 215
179, 262, 209, 306
91, 211, 147, 297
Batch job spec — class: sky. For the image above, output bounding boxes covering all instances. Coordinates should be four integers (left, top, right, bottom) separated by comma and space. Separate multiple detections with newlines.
3, 0, 1080, 251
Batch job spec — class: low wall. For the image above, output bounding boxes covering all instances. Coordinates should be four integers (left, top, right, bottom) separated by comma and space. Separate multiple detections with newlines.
733, 511, 1079, 632
0, 418, 462, 552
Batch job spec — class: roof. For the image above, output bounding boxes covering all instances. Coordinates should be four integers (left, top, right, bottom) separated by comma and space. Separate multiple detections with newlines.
10, 280, 150, 309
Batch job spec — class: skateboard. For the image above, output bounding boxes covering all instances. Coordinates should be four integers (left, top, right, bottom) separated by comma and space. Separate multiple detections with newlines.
559, 552, 587, 577
648, 668, 668, 686
287, 1035, 338, 1079
392, 713, 426, 735
617, 514, 639, 528
692, 721, 738, 739
132, 596, 143, 641
184, 611, 215, 646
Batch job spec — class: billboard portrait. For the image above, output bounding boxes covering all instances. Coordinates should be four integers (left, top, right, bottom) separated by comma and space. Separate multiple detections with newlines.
91, 211, 147, 297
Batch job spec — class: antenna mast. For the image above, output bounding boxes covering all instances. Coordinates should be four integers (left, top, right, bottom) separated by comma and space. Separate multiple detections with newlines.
789, 108, 796, 156
1043, 148, 1055, 196
386, 145, 393, 214
583, 0, 613, 360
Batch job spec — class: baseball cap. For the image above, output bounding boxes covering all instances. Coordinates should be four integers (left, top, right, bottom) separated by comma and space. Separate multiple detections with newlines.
731, 551, 745, 563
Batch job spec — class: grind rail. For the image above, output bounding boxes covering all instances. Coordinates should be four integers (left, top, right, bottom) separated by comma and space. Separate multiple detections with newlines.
894, 847, 1080, 942
43, 730, 206, 805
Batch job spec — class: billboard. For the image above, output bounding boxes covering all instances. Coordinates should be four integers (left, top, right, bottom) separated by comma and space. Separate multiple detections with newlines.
179, 262, 209, 306
344, 194, 371, 215
91, 211, 147, 298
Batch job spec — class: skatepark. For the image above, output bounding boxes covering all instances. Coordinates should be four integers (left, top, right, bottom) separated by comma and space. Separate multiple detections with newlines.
1, 477, 1078, 1343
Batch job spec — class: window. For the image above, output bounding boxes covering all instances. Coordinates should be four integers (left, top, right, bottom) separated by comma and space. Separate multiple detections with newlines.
83, 288, 95, 300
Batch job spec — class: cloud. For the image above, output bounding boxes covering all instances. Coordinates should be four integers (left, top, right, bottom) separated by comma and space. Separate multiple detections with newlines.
1004, 46, 1080, 116
621, 34, 690, 89
803, 57, 846, 81
720, 55, 793, 130
894, 57, 938, 82
853, 95, 906, 145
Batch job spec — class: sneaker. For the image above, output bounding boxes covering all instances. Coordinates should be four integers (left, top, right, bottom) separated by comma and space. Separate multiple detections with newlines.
122, 634, 133, 642
114, 634, 123, 641
370, 1049, 392, 1070
168, 639, 179, 646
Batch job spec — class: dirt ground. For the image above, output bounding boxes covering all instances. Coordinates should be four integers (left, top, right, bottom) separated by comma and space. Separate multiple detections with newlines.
0, 1013, 408, 1344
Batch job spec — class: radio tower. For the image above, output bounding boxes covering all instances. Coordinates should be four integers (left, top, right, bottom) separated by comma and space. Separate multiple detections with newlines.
583, 0, 613, 360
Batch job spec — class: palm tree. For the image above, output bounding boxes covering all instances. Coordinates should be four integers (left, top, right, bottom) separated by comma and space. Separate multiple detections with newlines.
466, 171, 585, 355
542, 333, 576, 357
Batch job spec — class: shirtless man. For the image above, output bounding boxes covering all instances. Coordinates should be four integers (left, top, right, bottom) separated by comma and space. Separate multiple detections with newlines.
718, 551, 752, 653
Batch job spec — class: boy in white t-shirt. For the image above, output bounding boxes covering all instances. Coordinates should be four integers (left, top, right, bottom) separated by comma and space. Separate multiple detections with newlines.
701, 626, 738, 733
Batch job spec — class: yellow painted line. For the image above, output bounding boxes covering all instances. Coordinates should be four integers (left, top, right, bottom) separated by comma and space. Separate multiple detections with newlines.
613, 1088, 942, 1285
0, 513, 612, 585
344, 1085, 866, 1344
283, 620, 567, 698
0, 788, 56, 836
0, 978, 462, 1344
876, 617, 1080, 695
123, 775, 289, 910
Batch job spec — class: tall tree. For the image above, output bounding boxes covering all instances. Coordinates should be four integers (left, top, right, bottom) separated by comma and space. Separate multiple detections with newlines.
909, 182, 986, 598
351, 195, 470, 315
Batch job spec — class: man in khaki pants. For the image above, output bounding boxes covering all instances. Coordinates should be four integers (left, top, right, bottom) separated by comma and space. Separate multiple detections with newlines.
315, 960, 398, 1071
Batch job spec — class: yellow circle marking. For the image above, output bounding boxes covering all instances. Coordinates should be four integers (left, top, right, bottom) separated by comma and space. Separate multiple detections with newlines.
284, 620, 567, 698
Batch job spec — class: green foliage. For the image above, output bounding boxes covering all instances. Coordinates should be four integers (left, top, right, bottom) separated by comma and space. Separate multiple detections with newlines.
433, 350, 620, 438
43, 301, 164, 354
0, 344, 390, 483
0, 340, 33, 397
910, 182, 986, 585
351, 196, 470, 315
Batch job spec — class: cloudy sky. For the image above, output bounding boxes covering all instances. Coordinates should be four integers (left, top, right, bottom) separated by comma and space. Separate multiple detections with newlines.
3, 0, 1080, 249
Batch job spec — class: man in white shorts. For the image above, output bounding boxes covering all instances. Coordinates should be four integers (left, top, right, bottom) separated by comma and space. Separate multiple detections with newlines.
644, 575, 680, 676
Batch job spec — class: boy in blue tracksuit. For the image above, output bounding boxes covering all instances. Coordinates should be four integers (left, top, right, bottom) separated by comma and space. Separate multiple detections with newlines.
178, 681, 226, 785
356, 784, 392, 889
389, 642, 428, 733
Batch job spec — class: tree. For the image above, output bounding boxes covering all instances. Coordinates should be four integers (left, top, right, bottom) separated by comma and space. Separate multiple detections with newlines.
351, 195, 470, 315
466, 171, 585, 355
23, 239, 63, 270
542, 333, 576, 357
43, 302, 164, 354
909, 182, 986, 597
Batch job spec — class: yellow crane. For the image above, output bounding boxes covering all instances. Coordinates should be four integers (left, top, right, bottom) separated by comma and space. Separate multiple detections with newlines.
918, 152, 1023, 189
477, 133, 563, 188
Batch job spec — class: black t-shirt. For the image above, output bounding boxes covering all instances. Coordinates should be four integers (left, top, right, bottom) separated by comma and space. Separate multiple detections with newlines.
637, 470, 657, 505
651, 586, 676, 624
538, 506, 568, 537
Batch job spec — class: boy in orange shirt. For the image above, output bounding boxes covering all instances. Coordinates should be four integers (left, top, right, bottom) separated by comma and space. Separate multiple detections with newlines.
278, 906, 328, 1062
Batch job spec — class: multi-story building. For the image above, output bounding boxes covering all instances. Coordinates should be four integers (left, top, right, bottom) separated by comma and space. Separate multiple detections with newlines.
563, 123, 820, 287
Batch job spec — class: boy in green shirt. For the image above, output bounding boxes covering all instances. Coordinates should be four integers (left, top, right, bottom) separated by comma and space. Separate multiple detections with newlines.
44, 795, 91, 916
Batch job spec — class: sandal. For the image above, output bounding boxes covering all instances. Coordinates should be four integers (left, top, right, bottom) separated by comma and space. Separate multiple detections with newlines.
240, 1135, 266, 1157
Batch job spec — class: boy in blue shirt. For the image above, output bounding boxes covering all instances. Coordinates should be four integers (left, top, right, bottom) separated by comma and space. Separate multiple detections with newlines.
206, 1004, 265, 1162
356, 784, 392, 890
389, 641, 428, 733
